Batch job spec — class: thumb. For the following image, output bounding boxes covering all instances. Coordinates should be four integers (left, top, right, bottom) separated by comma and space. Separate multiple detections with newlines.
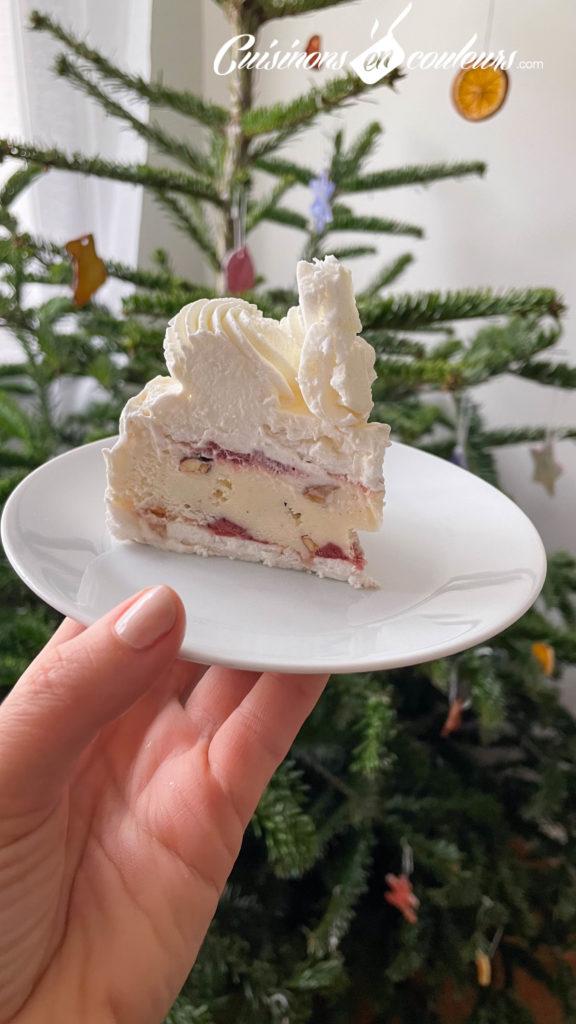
0, 585, 185, 810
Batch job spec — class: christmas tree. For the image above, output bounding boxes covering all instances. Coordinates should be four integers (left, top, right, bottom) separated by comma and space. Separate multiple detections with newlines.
1, 2, 576, 1021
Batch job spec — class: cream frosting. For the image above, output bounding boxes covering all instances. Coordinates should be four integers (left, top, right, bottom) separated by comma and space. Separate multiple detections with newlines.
115, 255, 390, 489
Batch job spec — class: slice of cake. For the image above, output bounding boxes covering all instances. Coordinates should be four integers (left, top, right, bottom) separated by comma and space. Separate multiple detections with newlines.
104, 255, 390, 587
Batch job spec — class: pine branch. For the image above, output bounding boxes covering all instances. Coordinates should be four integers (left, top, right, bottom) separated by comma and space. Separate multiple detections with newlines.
516, 360, 576, 389
259, 286, 298, 316
30, 10, 228, 129
258, 0, 361, 19
461, 317, 561, 384
467, 422, 502, 487
287, 955, 345, 997
104, 258, 206, 295
330, 203, 423, 238
123, 288, 218, 319
5, 229, 212, 293
373, 356, 455, 393
359, 287, 564, 331
241, 69, 402, 138
339, 122, 383, 177
351, 685, 397, 777
0, 365, 33, 380
308, 832, 375, 957
0, 448, 38, 468
361, 254, 415, 295
253, 155, 314, 186
0, 165, 45, 208
153, 194, 221, 270
480, 427, 576, 447
309, 241, 378, 262
246, 178, 296, 231
329, 127, 345, 179
165, 999, 214, 1024
124, 285, 282, 322
0, 471, 29, 506
0, 139, 224, 206
0, 305, 35, 334
248, 124, 310, 160
367, 332, 426, 358
55, 56, 209, 176
259, 207, 308, 231
371, 400, 451, 443
541, 553, 576, 626
329, 245, 377, 259
252, 761, 319, 879
0, 382, 35, 396
340, 160, 487, 193
0, 390, 33, 442
429, 337, 462, 359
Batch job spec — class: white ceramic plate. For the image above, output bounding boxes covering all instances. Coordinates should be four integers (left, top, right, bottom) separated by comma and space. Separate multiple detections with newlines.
1, 437, 546, 674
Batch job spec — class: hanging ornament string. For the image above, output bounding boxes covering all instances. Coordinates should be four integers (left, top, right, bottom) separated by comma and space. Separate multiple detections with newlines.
385, 839, 419, 924
233, 190, 242, 252
401, 838, 413, 879
484, 0, 496, 51
222, 188, 255, 294
441, 661, 472, 737
530, 352, 572, 496
452, 0, 509, 122
450, 392, 473, 470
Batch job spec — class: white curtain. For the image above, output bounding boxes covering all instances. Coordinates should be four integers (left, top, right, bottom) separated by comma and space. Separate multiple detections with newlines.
0, 0, 152, 333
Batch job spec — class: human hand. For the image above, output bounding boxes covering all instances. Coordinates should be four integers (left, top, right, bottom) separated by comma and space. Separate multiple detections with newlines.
0, 586, 329, 1024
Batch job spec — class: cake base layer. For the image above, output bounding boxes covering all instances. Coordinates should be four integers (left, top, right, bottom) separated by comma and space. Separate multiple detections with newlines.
109, 502, 376, 589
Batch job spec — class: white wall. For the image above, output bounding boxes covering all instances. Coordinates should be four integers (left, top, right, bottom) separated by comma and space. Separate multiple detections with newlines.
138, 0, 207, 282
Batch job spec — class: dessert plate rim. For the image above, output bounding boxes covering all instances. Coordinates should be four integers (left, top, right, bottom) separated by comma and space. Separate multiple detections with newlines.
1, 436, 547, 674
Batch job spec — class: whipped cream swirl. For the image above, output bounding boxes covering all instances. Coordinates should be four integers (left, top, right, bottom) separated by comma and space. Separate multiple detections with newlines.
164, 255, 377, 426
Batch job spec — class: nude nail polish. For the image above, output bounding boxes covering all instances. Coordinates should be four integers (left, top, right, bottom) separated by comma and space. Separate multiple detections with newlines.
114, 586, 177, 649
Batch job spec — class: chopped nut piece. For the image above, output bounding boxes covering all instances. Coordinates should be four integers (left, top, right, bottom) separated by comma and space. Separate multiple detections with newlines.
212, 477, 233, 502
302, 535, 318, 553
148, 507, 166, 518
180, 457, 212, 474
303, 484, 337, 504
287, 506, 302, 523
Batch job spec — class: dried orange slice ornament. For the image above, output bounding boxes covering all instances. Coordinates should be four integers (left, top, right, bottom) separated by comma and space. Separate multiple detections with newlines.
452, 65, 509, 121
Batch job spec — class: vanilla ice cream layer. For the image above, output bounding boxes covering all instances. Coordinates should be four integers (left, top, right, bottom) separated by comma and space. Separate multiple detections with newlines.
106, 424, 382, 563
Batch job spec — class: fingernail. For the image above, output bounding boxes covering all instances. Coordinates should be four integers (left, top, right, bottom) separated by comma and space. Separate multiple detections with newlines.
114, 586, 177, 649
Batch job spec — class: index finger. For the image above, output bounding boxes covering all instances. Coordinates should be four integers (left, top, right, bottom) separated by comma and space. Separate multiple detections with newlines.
208, 670, 329, 825
41, 616, 86, 653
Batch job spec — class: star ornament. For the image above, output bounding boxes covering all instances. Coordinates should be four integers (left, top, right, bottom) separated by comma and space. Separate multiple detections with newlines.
384, 873, 419, 924
309, 169, 335, 233
530, 438, 563, 497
